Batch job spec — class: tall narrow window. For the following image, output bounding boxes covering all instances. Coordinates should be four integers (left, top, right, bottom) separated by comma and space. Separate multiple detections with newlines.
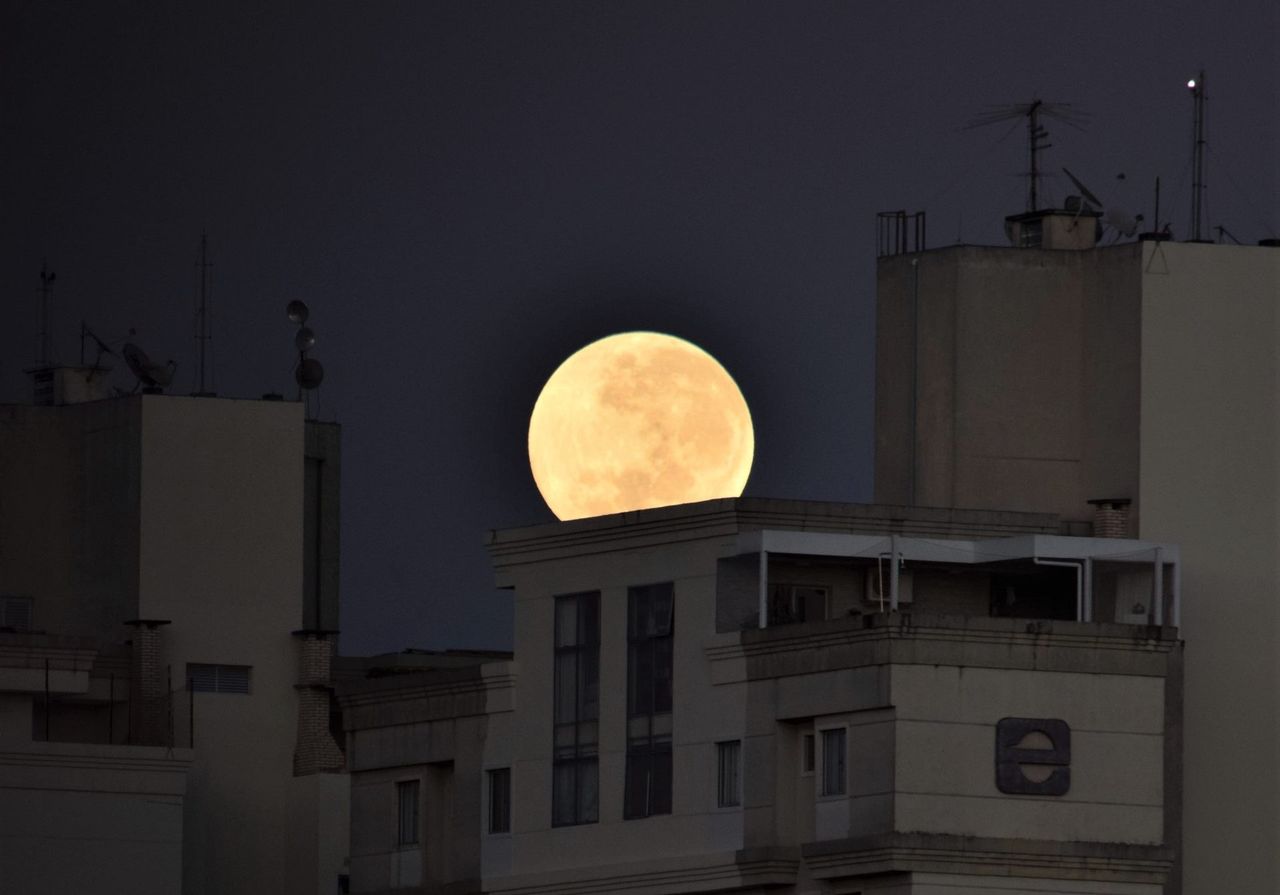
820, 728, 846, 797
625, 582, 674, 819
488, 768, 511, 834
552, 592, 600, 826
717, 740, 741, 808
397, 779, 420, 845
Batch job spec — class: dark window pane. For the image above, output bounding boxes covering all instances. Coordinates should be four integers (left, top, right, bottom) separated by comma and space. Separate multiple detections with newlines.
650, 742, 672, 815
552, 761, 576, 826
579, 593, 599, 645
397, 779, 419, 845
653, 638, 673, 713
718, 740, 741, 808
550, 593, 600, 827
554, 652, 578, 724
555, 596, 578, 648
488, 768, 510, 834
822, 728, 846, 796
577, 759, 598, 823
624, 751, 649, 819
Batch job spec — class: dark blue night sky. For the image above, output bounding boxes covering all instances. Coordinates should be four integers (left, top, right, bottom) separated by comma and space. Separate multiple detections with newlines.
3, 1, 1275, 655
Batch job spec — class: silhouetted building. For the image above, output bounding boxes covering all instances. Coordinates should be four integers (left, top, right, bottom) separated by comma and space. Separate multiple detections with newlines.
0, 389, 346, 894
340, 499, 1181, 894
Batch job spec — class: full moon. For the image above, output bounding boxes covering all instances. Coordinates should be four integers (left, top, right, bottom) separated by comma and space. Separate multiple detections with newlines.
529, 332, 754, 521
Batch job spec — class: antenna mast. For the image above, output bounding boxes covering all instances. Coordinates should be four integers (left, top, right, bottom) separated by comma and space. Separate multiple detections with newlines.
967, 100, 1088, 213
195, 233, 213, 394
1027, 100, 1049, 212
1188, 71, 1207, 241
37, 262, 56, 366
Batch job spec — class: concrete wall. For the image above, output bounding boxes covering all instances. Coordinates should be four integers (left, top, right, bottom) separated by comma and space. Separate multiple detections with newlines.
0, 399, 141, 636
0, 740, 191, 895
876, 246, 1141, 526
134, 396, 346, 895
892, 664, 1164, 844
1137, 240, 1280, 895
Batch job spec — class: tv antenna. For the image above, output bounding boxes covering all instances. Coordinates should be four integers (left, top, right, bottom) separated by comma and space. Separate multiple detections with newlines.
1187, 71, 1207, 241
193, 233, 215, 395
967, 99, 1089, 212
36, 262, 56, 367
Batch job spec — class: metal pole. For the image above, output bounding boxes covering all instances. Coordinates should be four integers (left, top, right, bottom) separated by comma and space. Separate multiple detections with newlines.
167, 665, 174, 747
1190, 72, 1206, 241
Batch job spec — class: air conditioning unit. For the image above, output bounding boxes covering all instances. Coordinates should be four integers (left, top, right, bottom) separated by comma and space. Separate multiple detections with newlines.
865, 568, 913, 606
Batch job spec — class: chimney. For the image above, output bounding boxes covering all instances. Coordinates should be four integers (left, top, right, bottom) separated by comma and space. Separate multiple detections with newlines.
125, 619, 171, 746
292, 630, 345, 775
1088, 498, 1132, 538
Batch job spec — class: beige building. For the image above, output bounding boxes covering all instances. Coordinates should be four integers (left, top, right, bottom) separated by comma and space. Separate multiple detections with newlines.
341, 498, 1182, 894
876, 221, 1280, 893
0, 387, 348, 894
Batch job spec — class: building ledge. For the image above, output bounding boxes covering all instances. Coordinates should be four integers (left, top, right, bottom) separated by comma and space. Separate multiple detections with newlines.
485, 847, 799, 895
803, 831, 1172, 884
707, 612, 1178, 684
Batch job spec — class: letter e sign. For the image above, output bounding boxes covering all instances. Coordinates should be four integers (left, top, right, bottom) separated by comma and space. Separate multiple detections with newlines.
995, 717, 1070, 796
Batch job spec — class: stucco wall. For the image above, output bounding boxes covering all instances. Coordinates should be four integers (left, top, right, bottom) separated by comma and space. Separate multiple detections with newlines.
1138, 240, 1280, 895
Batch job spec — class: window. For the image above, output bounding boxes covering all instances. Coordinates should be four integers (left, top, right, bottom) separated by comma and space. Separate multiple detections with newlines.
488, 768, 511, 834
821, 728, 846, 796
0, 596, 32, 631
625, 582, 674, 819
801, 733, 815, 774
767, 584, 827, 626
187, 663, 251, 694
397, 779, 420, 845
552, 593, 599, 826
717, 740, 741, 808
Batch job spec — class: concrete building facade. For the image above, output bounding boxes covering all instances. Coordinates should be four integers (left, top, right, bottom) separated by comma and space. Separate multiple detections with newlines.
341, 499, 1181, 895
876, 231, 1280, 893
0, 392, 347, 894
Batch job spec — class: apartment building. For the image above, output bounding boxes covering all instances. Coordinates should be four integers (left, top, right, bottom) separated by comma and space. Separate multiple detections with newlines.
0, 384, 347, 894
342, 498, 1180, 895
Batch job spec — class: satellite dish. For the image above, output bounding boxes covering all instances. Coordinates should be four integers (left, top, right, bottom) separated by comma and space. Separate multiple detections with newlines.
286, 300, 309, 324
1062, 167, 1103, 208
123, 342, 176, 391
1104, 208, 1143, 238
295, 327, 316, 352
296, 357, 324, 390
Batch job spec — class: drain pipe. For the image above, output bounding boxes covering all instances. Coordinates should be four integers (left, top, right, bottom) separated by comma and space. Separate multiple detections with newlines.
1153, 547, 1165, 626
758, 549, 769, 629
890, 535, 900, 611
1033, 558, 1084, 621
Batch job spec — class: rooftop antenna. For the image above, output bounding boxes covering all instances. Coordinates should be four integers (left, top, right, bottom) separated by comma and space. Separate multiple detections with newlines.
287, 300, 324, 418
967, 99, 1089, 212
37, 262, 56, 366
194, 233, 214, 395
1188, 71, 1207, 241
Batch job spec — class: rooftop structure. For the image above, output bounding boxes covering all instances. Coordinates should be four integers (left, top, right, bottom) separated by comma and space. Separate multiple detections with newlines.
877, 236, 1280, 894
340, 498, 1181, 895
0, 391, 346, 894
